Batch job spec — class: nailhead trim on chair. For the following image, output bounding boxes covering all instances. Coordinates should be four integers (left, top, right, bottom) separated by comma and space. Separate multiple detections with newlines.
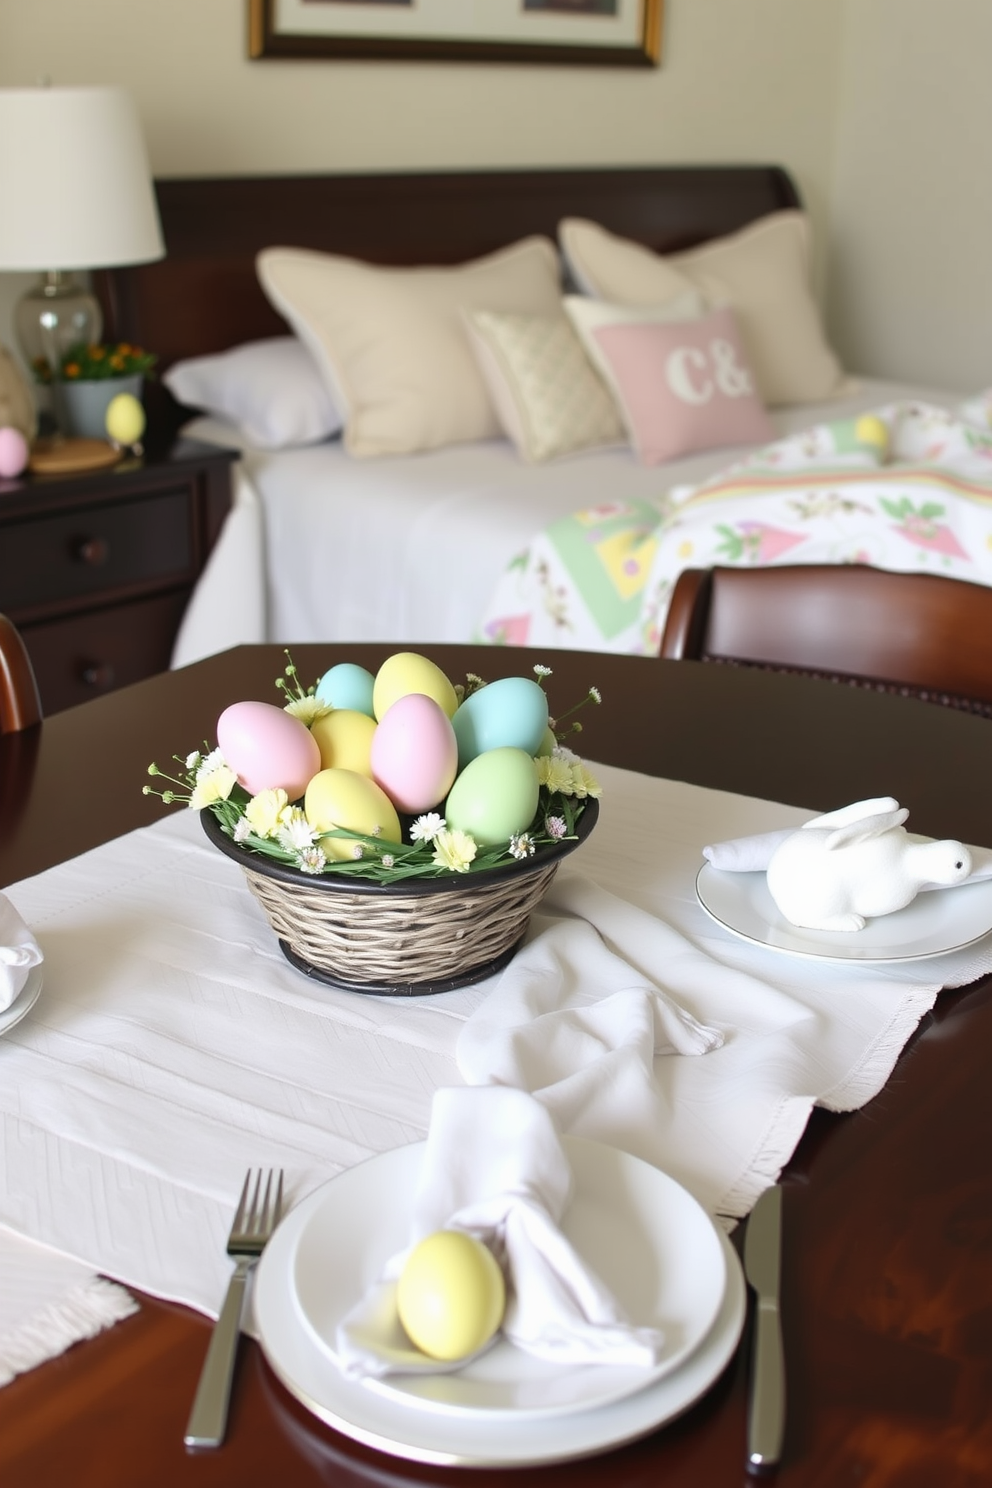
702, 656, 992, 720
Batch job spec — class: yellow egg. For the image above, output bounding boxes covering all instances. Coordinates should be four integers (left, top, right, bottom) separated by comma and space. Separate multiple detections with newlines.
304, 768, 401, 860
310, 709, 377, 776
536, 726, 557, 758
855, 413, 889, 456
105, 392, 146, 446
373, 652, 458, 722
397, 1230, 505, 1362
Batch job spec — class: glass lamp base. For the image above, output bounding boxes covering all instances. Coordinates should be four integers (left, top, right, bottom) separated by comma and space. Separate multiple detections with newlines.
15, 270, 103, 383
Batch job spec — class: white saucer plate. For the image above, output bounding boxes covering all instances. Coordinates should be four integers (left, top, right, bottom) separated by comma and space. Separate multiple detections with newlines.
254, 1143, 745, 1467
287, 1137, 726, 1422
0, 964, 42, 1035
696, 862, 992, 963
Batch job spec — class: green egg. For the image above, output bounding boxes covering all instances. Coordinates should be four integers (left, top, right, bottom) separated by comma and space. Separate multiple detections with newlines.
445, 748, 539, 846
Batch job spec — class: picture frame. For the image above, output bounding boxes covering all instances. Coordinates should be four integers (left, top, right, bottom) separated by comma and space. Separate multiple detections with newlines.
248, 1, 663, 68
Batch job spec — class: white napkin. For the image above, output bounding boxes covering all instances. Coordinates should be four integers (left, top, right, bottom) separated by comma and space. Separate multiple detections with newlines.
458, 876, 724, 1155
0, 893, 42, 1011
705, 824, 992, 884
336, 1086, 667, 1379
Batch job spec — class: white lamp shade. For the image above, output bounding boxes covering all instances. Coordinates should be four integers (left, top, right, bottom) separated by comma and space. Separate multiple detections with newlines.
0, 86, 165, 270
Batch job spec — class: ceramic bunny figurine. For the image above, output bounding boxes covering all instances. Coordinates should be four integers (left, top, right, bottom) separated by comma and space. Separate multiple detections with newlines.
766, 796, 972, 932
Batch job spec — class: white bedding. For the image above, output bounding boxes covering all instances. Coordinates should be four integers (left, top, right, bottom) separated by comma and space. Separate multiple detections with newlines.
171, 378, 958, 669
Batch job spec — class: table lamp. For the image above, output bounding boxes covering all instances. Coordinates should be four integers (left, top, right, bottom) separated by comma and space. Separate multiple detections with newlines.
0, 85, 164, 444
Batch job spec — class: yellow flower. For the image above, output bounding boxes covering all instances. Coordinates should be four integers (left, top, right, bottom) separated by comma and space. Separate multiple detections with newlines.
432, 828, 477, 873
244, 788, 290, 837
190, 766, 237, 810
284, 695, 332, 726
63, 363, 81, 379
570, 763, 602, 799
536, 754, 574, 794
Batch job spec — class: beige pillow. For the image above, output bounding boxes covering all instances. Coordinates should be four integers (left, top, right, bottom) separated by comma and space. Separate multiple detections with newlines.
559, 211, 848, 407
465, 309, 625, 463
257, 238, 562, 458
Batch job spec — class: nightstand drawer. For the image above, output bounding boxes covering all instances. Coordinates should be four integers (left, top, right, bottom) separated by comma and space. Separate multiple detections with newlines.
0, 489, 193, 613
22, 589, 192, 714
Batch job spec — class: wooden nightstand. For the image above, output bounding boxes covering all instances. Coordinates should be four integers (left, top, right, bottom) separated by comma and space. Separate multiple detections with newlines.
0, 436, 235, 715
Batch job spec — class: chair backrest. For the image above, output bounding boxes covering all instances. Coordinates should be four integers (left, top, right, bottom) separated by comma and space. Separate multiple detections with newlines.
659, 565, 992, 716
0, 614, 43, 733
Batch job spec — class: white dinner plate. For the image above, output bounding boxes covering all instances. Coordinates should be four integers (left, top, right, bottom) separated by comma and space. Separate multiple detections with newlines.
254, 1143, 746, 1467
696, 862, 992, 963
0, 964, 42, 1035
287, 1137, 726, 1422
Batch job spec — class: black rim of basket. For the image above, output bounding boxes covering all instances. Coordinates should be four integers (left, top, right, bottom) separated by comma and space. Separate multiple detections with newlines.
200, 796, 599, 894
276, 933, 528, 997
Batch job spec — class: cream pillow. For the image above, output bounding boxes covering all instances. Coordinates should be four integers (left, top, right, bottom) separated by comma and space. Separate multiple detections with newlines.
257, 238, 562, 458
559, 211, 848, 407
465, 309, 625, 463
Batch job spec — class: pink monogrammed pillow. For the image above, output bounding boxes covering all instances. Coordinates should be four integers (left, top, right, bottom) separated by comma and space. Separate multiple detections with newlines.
566, 300, 774, 466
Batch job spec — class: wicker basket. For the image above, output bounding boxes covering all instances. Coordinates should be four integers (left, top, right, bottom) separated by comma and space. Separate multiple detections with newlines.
202, 800, 598, 996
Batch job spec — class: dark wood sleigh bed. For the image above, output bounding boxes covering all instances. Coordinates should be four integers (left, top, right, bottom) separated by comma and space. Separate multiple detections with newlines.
96, 162, 800, 435
90, 161, 992, 714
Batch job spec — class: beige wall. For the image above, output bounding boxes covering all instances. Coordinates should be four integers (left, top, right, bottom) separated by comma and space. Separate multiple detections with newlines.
2, 0, 990, 394
827, 0, 992, 393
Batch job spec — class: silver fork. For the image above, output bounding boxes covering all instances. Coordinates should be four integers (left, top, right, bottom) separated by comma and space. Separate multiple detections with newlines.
184, 1168, 284, 1449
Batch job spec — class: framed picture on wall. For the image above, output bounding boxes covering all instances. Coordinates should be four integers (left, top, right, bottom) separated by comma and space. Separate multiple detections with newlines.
248, 0, 663, 67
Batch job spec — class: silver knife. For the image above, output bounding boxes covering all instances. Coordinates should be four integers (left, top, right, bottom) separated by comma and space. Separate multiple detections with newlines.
743, 1183, 785, 1472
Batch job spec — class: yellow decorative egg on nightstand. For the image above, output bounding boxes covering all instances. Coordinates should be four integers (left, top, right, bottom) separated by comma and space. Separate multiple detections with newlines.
105, 391, 146, 448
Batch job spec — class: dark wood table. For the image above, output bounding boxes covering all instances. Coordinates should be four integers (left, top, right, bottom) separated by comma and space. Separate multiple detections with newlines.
2, 644, 990, 1488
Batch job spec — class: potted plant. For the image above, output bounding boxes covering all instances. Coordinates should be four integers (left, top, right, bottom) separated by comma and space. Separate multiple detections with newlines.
33, 341, 157, 440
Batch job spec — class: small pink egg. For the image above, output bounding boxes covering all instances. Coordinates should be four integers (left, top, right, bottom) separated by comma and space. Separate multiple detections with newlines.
216, 700, 321, 799
370, 693, 458, 814
0, 426, 28, 478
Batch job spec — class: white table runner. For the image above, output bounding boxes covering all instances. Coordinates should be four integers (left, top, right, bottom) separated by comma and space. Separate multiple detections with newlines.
2, 765, 990, 1375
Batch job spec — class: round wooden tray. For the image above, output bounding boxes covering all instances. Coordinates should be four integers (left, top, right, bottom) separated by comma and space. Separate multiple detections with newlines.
28, 437, 121, 475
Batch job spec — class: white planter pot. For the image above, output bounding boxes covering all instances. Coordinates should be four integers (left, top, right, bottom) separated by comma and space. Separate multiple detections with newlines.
53, 375, 143, 440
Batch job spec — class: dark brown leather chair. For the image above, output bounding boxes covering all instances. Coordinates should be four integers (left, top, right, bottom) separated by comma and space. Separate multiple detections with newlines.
659, 565, 992, 716
0, 614, 42, 733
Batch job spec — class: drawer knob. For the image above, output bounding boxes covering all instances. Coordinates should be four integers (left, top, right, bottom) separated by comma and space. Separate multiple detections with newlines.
80, 661, 116, 690
75, 536, 110, 566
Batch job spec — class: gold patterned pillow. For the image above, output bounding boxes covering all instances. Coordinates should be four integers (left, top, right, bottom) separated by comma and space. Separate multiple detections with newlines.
465, 309, 626, 463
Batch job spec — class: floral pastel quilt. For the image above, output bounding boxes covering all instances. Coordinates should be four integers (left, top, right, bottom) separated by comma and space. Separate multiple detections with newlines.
478, 397, 992, 655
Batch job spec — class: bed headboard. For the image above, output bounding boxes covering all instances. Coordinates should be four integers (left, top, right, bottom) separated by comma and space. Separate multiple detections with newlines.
96, 164, 800, 433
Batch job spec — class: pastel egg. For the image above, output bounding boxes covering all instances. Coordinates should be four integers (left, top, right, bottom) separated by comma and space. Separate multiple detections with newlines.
397, 1230, 505, 1362
105, 392, 146, 446
310, 709, 377, 776
371, 694, 458, 815
444, 747, 539, 846
217, 700, 321, 799
373, 652, 458, 722
315, 662, 375, 717
304, 768, 402, 861
536, 725, 557, 758
855, 413, 890, 455
0, 426, 28, 478
451, 676, 549, 768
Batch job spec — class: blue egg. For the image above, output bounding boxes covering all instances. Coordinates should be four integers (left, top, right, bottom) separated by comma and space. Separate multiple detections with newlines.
451, 676, 549, 768
316, 662, 376, 718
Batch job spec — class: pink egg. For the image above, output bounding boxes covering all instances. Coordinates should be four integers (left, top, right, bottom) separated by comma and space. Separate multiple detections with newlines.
0, 426, 28, 478
370, 693, 458, 814
216, 700, 321, 799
